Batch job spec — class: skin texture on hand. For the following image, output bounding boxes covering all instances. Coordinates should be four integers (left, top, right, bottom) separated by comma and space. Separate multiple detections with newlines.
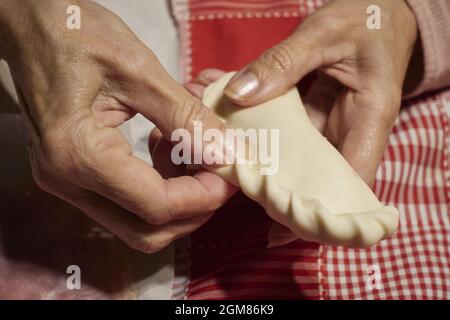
0, 0, 237, 253
224, 0, 418, 188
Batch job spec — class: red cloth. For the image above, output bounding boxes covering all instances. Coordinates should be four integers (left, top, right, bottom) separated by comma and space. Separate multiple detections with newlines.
171, 0, 450, 300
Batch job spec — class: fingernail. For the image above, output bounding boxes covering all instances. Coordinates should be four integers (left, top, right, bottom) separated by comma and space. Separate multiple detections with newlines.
225, 72, 259, 101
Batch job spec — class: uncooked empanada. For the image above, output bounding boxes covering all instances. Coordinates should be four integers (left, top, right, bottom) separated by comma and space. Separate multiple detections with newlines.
202, 72, 399, 248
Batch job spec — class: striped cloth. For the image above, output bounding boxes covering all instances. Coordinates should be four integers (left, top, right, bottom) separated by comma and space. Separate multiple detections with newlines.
171, 0, 450, 300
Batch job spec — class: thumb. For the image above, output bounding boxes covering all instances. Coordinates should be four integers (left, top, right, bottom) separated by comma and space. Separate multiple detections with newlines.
224, 29, 324, 106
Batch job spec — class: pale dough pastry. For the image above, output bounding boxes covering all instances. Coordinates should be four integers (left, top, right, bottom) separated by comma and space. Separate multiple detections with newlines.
202, 72, 399, 248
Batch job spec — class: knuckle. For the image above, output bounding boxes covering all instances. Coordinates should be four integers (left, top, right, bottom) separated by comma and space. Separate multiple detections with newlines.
83, 129, 119, 161
39, 121, 92, 183
120, 47, 157, 77
313, 12, 345, 35
81, 130, 134, 188
32, 112, 90, 191
259, 43, 296, 75
179, 96, 207, 131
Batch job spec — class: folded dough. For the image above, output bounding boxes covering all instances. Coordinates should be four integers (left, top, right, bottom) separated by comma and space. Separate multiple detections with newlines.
202, 72, 399, 248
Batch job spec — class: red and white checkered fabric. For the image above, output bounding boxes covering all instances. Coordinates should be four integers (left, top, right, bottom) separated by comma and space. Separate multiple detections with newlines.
323, 95, 450, 299
171, 0, 450, 300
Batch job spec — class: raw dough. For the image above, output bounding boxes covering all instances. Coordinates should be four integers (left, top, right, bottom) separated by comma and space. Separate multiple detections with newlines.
202, 72, 399, 248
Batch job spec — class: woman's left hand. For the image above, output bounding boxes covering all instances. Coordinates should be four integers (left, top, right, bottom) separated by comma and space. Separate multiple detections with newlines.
223, 0, 418, 187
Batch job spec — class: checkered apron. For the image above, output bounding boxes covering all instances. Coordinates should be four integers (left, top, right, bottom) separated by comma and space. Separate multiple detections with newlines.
171, 0, 450, 300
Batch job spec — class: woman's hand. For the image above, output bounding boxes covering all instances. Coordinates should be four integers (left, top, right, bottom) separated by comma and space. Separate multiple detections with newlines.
224, 0, 418, 187
0, 0, 236, 253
